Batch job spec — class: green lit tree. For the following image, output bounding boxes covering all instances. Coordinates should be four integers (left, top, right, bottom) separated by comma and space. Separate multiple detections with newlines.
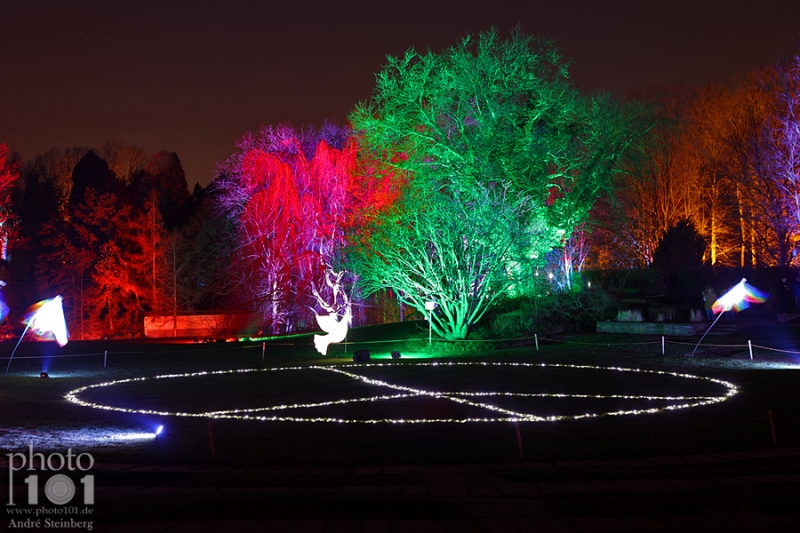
351, 182, 546, 340
349, 28, 632, 339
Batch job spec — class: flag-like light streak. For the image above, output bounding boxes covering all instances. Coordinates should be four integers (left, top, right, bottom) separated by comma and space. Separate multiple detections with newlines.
712, 278, 768, 314
25, 296, 69, 346
65, 362, 738, 424
691, 278, 767, 357
5, 296, 69, 374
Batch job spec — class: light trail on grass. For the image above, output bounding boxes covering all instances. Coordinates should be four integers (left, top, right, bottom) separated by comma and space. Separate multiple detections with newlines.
64, 362, 739, 424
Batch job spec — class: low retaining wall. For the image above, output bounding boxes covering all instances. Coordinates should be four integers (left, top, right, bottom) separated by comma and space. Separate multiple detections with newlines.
144, 314, 260, 338
596, 321, 704, 335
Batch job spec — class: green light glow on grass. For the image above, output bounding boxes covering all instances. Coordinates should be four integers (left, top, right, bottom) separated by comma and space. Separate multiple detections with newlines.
369, 352, 437, 360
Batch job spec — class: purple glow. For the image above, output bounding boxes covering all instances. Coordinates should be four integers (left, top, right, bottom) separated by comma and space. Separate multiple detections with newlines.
0, 281, 8, 323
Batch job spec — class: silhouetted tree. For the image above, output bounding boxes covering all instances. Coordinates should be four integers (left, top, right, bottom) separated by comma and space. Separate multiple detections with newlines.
69, 150, 121, 205
132, 151, 191, 229
651, 219, 706, 270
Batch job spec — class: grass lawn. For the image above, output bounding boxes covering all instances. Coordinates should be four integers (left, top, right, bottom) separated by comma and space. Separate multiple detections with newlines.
2, 320, 799, 468
3, 320, 800, 525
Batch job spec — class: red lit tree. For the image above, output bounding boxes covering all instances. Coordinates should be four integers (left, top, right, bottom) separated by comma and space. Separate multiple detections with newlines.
0, 144, 20, 264
38, 186, 156, 338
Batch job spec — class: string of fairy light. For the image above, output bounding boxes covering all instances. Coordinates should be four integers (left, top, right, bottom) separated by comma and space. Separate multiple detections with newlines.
64, 362, 739, 424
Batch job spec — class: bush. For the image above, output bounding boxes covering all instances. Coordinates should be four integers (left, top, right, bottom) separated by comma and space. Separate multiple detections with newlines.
471, 288, 614, 339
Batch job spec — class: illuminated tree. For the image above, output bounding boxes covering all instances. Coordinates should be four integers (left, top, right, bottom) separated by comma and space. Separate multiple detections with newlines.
0, 144, 20, 264
760, 52, 800, 265
588, 86, 693, 268
350, 182, 536, 340
38, 186, 158, 338
543, 223, 591, 292
215, 124, 397, 333
682, 84, 741, 266
724, 69, 791, 267
349, 28, 632, 338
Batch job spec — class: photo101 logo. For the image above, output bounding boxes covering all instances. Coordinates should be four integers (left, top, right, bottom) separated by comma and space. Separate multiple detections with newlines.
6, 445, 95, 506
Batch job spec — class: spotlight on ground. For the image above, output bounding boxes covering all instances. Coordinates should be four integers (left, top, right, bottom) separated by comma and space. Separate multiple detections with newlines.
40, 371, 49, 379
353, 350, 370, 362
155, 425, 164, 436
391, 351, 401, 359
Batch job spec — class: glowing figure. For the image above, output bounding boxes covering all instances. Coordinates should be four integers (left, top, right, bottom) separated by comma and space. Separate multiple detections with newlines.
313, 311, 352, 356
25, 296, 69, 346
311, 267, 351, 356
711, 278, 767, 314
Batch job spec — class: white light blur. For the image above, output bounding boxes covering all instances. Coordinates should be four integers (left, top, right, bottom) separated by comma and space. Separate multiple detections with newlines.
0, 427, 156, 450
25, 296, 69, 346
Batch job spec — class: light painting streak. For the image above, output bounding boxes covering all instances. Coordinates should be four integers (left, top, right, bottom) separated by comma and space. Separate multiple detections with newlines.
712, 278, 768, 314
25, 296, 69, 346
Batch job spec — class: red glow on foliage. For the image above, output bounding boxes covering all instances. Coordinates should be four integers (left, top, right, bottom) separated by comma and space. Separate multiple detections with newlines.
545, 186, 562, 206
0, 143, 20, 261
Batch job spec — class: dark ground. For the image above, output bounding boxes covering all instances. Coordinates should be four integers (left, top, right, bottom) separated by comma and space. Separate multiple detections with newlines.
2, 315, 800, 531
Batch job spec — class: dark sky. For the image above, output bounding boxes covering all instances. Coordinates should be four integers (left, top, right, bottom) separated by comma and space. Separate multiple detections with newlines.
2, 0, 799, 187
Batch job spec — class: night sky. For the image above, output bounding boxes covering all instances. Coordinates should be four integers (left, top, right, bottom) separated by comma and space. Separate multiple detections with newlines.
2, 0, 799, 188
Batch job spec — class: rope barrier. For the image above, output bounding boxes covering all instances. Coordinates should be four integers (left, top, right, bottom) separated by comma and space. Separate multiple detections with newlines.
3, 330, 800, 363
538, 337, 660, 347
0, 352, 105, 361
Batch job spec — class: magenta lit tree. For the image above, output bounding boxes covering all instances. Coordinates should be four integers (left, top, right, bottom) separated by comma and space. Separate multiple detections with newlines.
762, 52, 800, 261
215, 125, 398, 333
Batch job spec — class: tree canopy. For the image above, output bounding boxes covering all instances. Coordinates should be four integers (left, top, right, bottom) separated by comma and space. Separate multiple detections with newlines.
349, 28, 632, 339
